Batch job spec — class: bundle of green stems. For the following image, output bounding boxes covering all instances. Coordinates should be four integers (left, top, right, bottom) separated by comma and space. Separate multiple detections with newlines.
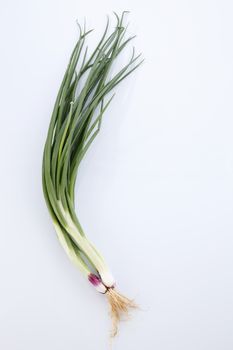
42, 12, 142, 336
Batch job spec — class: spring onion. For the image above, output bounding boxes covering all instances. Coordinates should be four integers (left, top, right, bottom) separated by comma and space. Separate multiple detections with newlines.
42, 12, 142, 336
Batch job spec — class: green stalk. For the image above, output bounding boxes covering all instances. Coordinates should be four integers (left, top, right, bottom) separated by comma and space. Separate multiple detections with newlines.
42, 12, 142, 291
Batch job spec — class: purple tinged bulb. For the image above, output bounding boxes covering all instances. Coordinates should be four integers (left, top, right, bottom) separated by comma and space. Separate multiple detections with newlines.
88, 273, 101, 286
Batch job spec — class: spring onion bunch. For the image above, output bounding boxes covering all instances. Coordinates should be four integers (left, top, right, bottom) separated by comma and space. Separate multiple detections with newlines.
42, 12, 142, 336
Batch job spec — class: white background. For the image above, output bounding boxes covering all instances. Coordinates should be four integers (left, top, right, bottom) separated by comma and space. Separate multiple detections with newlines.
0, 1, 233, 349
